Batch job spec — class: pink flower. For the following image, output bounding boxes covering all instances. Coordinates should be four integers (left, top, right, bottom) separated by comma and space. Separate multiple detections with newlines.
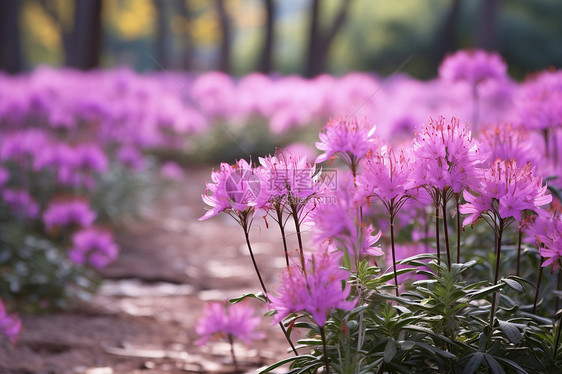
200, 159, 262, 221
439, 49, 507, 86
196, 302, 264, 346
43, 199, 97, 231
412, 116, 479, 194
315, 117, 377, 171
478, 124, 539, 167
528, 209, 562, 270
160, 161, 184, 181
2, 188, 39, 219
358, 146, 414, 208
0, 299, 21, 344
270, 245, 356, 327
312, 175, 382, 259
517, 70, 562, 131
258, 150, 316, 203
68, 227, 119, 269
460, 160, 552, 226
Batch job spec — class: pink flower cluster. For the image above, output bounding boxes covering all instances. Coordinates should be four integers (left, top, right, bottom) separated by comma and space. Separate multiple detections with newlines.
270, 245, 356, 327
0, 299, 21, 344
460, 160, 552, 226
196, 302, 264, 346
68, 227, 119, 270
412, 116, 479, 194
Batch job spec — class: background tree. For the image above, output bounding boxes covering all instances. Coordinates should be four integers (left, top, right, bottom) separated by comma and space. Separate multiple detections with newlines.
258, 0, 275, 73
305, 0, 354, 78
477, 0, 501, 51
215, 0, 231, 73
40, 0, 103, 70
152, 0, 169, 68
0, 0, 24, 73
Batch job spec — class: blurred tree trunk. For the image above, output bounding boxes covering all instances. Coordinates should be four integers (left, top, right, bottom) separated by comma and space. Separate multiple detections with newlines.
153, 0, 169, 68
305, 0, 353, 78
258, 0, 275, 73
476, 0, 500, 51
215, 0, 231, 73
177, 0, 193, 71
65, 0, 103, 69
432, 0, 461, 68
40, 0, 103, 69
0, 0, 23, 73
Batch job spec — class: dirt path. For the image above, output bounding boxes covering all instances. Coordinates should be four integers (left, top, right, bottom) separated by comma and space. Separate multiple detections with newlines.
0, 168, 297, 374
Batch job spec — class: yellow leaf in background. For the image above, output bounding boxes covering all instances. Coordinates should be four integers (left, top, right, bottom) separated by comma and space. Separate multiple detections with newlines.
22, 2, 62, 50
105, 0, 155, 40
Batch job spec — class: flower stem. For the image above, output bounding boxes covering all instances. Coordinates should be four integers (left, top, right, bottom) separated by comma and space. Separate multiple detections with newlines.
243, 224, 268, 295
489, 218, 504, 328
435, 204, 441, 268
554, 313, 561, 360
242, 220, 298, 355
532, 261, 544, 314
290, 203, 307, 271
442, 190, 451, 270
456, 194, 461, 263
319, 326, 331, 374
516, 228, 522, 277
228, 334, 239, 370
276, 207, 290, 267
554, 270, 562, 311
390, 213, 399, 296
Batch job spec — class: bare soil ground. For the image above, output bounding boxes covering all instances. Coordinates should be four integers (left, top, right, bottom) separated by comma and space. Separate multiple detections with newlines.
0, 168, 297, 374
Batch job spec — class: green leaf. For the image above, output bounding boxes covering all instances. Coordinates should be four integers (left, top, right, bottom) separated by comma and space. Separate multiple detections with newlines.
464, 352, 485, 374
399, 340, 415, 350
258, 355, 318, 373
502, 278, 524, 292
469, 283, 505, 299
494, 356, 529, 374
416, 342, 456, 359
296, 338, 322, 346
498, 320, 523, 344
485, 355, 506, 374
229, 292, 268, 304
384, 339, 397, 363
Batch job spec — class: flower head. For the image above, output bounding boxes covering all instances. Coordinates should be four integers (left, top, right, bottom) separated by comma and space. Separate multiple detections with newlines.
311, 175, 382, 259
478, 124, 539, 167
200, 159, 262, 221
196, 301, 264, 346
358, 146, 414, 210
43, 198, 97, 232
315, 117, 377, 171
412, 116, 479, 194
460, 159, 552, 226
69, 227, 119, 269
270, 245, 356, 327
439, 49, 507, 86
258, 150, 316, 204
0, 299, 21, 344
527, 208, 562, 270
2, 188, 39, 219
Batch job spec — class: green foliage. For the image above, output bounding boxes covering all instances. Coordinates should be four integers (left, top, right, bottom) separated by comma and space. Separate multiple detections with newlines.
263, 250, 562, 373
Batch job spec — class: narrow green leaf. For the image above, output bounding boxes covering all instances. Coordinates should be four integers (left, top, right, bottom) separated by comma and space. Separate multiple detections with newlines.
229, 292, 267, 304
469, 283, 505, 299
464, 352, 485, 374
485, 355, 506, 374
502, 278, 524, 292
384, 339, 397, 363
494, 356, 529, 374
498, 320, 523, 344
258, 355, 317, 373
